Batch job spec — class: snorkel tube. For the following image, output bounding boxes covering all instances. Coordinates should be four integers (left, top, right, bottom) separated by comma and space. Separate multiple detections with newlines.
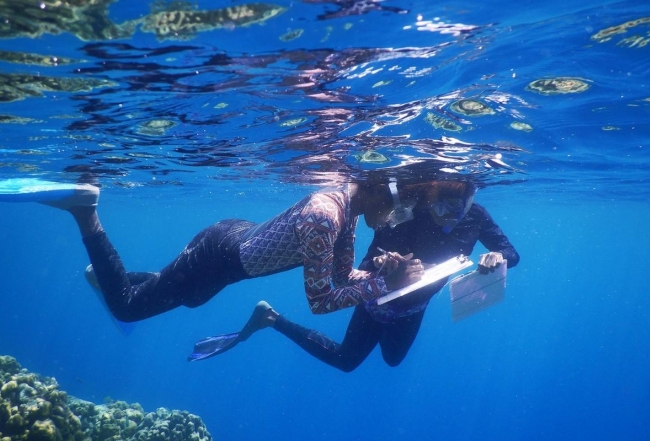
386, 181, 415, 228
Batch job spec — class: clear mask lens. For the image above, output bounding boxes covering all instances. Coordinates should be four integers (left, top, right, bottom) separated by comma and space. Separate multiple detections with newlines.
432, 194, 475, 233
430, 198, 465, 217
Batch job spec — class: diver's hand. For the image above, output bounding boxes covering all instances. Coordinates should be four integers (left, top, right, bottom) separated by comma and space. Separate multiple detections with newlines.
373, 252, 413, 275
384, 256, 424, 290
478, 252, 503, 274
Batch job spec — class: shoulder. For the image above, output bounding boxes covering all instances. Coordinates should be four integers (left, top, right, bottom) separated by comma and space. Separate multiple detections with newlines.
297, 191, 348, 230
468, 203, 492, 220
458, 203, 496, 230
304, 191, 347, 217
469, 202, 490, 217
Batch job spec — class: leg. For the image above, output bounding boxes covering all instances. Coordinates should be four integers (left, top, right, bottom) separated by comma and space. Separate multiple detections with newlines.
187, 301, 275, 361
70, 207, 253, 322
272, 305, 382, 372
377, 309, 426, 367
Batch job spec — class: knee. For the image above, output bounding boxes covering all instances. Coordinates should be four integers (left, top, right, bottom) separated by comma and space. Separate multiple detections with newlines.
382, 353, 407, 368
111, 308, 141, 323
334, 355, 364, 373
338, 361, 361, 373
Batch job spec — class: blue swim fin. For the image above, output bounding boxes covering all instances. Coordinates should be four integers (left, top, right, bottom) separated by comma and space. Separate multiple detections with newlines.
0, 178, 98, 208
187, 301, 274, 362
187, 333, 241, 361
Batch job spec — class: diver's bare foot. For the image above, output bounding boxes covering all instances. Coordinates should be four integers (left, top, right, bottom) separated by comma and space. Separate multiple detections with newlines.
263, 307, 280, 327
238, 301, 278, 341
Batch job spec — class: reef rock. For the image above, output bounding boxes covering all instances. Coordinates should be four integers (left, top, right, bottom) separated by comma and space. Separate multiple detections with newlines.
0, 355, 212, 441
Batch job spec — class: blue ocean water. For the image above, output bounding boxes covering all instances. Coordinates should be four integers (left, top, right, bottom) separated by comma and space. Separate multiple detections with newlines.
1, 1, 649, 440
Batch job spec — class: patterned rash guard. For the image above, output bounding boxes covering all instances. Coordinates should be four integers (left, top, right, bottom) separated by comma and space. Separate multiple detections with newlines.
238, 188, 388, 314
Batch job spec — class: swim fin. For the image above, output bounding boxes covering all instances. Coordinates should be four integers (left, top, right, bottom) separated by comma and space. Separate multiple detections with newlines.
0, 178, 99, 207
187, 333, 241, 361
187, 301, 273, 361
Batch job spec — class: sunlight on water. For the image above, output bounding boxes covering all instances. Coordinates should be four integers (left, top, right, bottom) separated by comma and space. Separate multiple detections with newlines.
0, 0, 646, 198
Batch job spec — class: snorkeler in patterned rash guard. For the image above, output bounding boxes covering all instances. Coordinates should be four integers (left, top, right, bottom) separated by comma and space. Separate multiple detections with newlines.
54, 181, 427, 322
204, 181, 520, 371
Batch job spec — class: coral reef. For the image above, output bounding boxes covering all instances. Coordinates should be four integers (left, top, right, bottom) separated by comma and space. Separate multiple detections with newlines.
0, 0, 132, 41
450, 99, 495, 117
136, 120, 177, 137
591, 16, 650, 43
0, 355, 212, 441
0, 50, 79, 67
0, 73, 116, 103
0, 0, 285, 42
140, 2, 286, 41
525, 77, 590, 95
424, 112, 462, 132
354, 151, 389, 164
509, 121, 533, 132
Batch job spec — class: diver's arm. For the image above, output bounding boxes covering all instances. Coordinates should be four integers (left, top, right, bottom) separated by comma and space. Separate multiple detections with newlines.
476, 205, 520, 268
297, 222, 388, 314
294, 197, 389, 314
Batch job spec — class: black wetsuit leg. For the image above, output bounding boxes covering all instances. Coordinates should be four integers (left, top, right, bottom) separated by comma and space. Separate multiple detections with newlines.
273, 305, 382, 373
377, 308, 426, 367
81, 219, 255, 322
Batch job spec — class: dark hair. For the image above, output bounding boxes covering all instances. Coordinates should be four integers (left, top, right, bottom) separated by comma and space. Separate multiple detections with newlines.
400, 180, 476, 207
357, 179, 476, 208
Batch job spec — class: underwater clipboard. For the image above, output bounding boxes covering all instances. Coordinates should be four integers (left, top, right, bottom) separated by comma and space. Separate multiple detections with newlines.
376, 255, 473, 305
449, 261, 507, 322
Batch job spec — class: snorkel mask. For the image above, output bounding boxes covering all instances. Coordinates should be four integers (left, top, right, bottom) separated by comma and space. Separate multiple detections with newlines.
429, 184, 477, 233
385, 181, 415, 228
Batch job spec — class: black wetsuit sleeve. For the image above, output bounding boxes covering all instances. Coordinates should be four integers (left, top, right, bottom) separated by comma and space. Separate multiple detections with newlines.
475, 204, 520, 268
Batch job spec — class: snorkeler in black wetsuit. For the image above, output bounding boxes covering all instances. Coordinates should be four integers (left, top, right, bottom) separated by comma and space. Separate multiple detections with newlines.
271, 202, 519, 372
189, 181, 520, 371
